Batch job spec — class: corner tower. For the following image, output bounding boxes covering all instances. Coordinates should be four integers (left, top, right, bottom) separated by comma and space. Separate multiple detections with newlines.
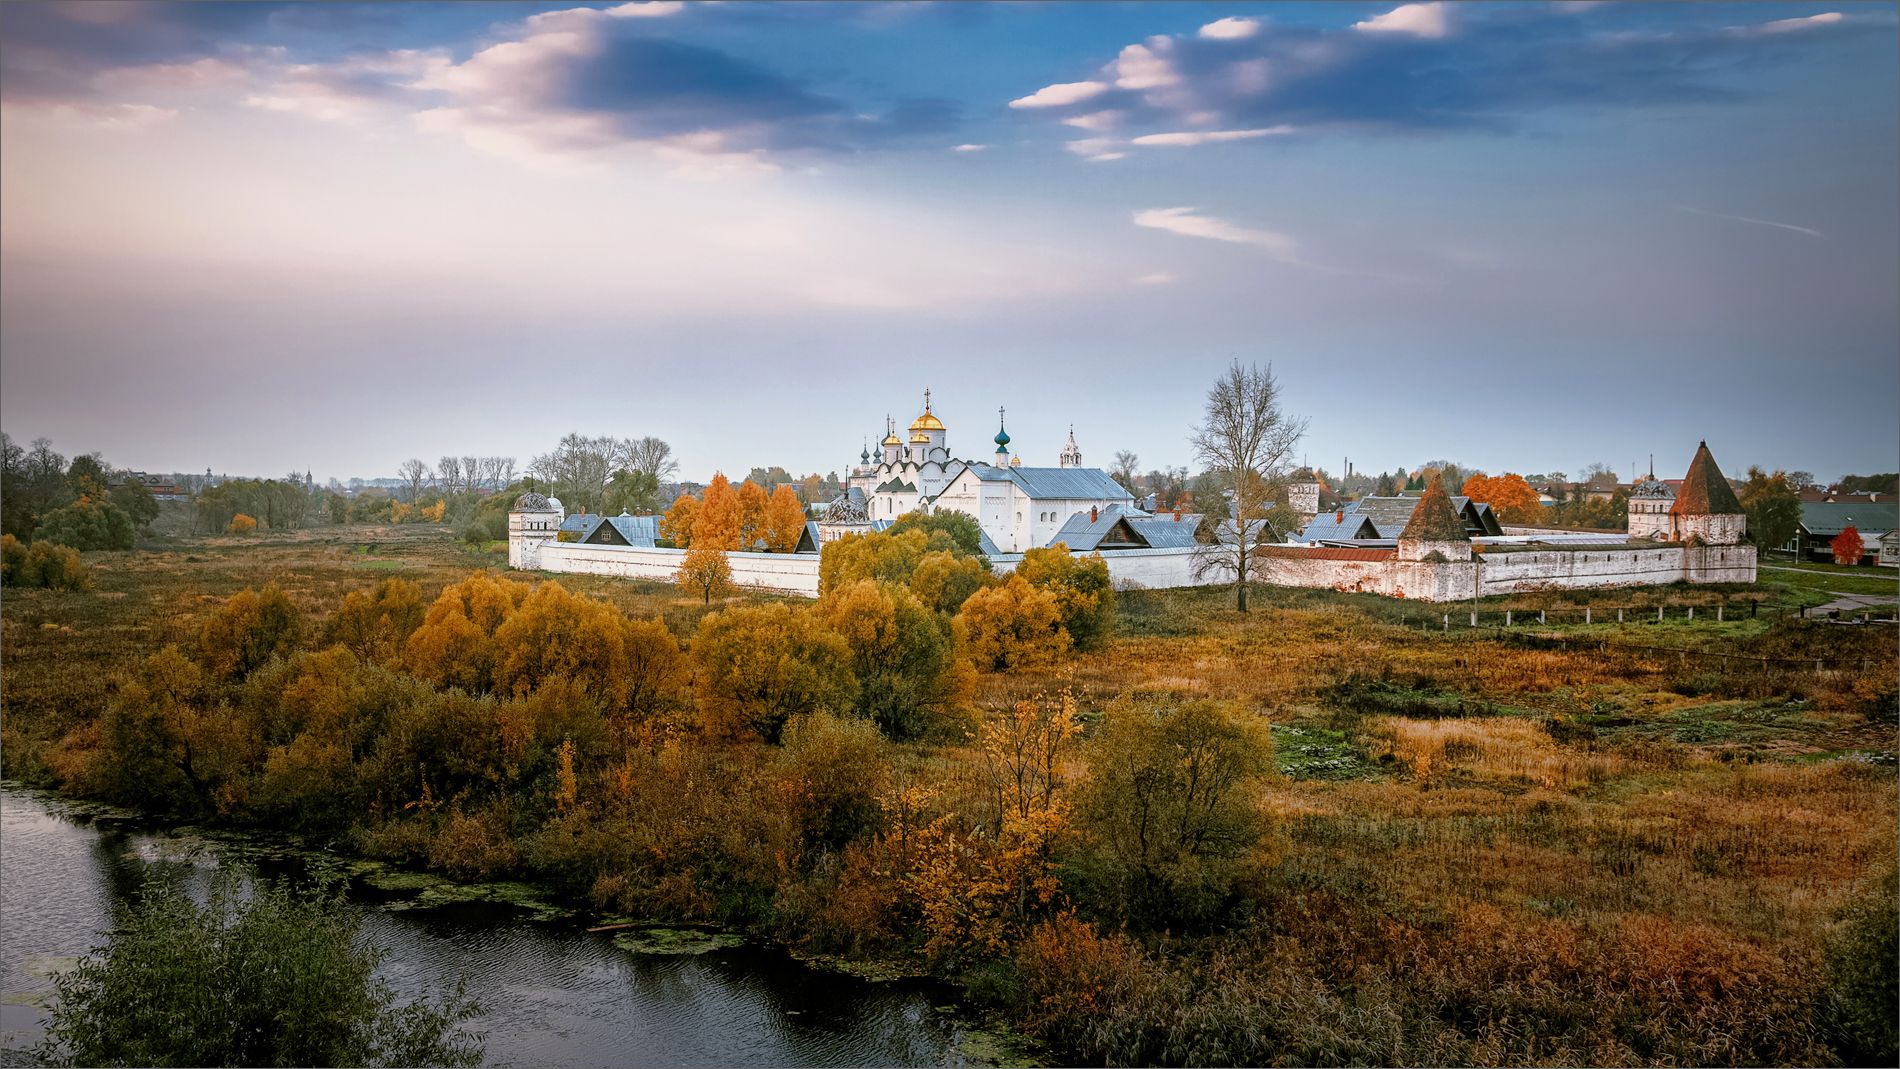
1398, 477, 1472, 562
1669, 441, 1745, 545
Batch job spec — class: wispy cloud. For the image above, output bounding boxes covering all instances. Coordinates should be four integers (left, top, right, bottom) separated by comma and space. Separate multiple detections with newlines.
1008, 80, 1109, 109
1133, 207, 1299, 260
1680, 206, 1824, 239
1129, 126, 1289, 147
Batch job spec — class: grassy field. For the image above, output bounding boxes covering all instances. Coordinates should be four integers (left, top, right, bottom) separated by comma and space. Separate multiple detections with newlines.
4, 527, 1895, 1066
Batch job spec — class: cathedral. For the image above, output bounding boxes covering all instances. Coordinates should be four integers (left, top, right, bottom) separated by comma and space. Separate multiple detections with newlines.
834, 390, 1135, 553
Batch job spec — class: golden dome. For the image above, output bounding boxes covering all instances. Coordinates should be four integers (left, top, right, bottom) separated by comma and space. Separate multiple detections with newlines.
908, 388, 944, 432
882, 431, 902, 446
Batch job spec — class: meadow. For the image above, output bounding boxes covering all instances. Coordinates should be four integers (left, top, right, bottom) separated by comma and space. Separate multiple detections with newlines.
2, 525, 1894, 1067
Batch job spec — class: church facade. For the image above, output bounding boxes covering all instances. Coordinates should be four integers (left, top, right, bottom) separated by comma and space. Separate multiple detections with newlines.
840, 391, 1135, 553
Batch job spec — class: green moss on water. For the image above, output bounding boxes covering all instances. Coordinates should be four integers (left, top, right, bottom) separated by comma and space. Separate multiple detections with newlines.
611, 928, 744, 956
956, 1023, 1044, 1068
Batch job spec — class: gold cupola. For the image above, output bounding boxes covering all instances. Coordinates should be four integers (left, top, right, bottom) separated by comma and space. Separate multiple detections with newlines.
908, 388, 945, 435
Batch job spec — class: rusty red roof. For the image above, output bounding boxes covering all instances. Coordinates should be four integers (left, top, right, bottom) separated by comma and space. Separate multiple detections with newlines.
1256, 545, 1397, 562
1670, 441, 1744, 516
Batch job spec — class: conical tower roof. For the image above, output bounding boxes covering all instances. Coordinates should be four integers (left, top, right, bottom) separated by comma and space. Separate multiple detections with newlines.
1669, 441, 1743, 516
1400, 477, 1469, 541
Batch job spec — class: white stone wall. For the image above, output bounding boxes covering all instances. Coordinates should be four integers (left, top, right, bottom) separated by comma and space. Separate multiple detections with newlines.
1627, 499, 1671, 540
530, 542, 822, 597
1674, 513, 1746, 546
989, 547, 1208, 589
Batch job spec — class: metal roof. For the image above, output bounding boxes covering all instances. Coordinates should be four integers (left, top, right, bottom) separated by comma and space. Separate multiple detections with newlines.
1298, 511, 1379, 542
1798, 501, 1897, 537
578, 514, 661, 546
962, 463, 1133, 502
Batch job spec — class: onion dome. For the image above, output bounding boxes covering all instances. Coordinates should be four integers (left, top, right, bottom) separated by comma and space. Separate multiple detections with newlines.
511, 491, 554, 512
909, 388, 945, 432
880, 415, 902, 447
860, 440, 870, 463
1009, 456, 1021, 467
1630, 476, 1674, 501
994, 407, 1010, 448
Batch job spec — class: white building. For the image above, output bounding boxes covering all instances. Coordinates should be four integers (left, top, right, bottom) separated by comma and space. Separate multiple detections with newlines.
843, 392, 1135, 553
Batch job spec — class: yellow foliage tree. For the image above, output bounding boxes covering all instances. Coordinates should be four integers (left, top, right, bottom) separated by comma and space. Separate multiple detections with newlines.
659, 494, 698, 548
955, 575, 1071, 671
490, 580, 643, 707
908, 550, 986, 615
1015, 546, 1115, 650
697, 473, 741, 550
198, 584, 304, 680
820, 530, 929, 592
227, 513, 258, 535
677, 542, 733, 604
403, 571, 532, 692
421, 499, 448, 523
322, 577, 424, 663
693, 602, 855, 743
1462, 472, 1545, 524
815, 579, 973, 740
735, 479, 769, 550
762, 484, 806, 554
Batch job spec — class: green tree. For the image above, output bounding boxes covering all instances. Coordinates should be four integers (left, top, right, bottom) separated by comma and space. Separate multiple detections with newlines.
1822, 860, 1899, 1066
887, 510, 986, 557
108, 479, 161, 531
1739, 467, 1803, 553
40, 872, 480, 1068
693, 602, 855, 743
1073, 697, 1274, 928
35, 497, 136, 550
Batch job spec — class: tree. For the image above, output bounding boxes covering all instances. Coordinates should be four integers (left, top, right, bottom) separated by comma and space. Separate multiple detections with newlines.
1145, 466, 1188, 510
40, 871, 480, 1068
676, 542, 734, 604
198, 584, 304, 680
1833, 526, 1865, 566
762, 484, 807, 553
1460, 472, 1544, 524
735, 479, 769, 548
1015, 546, 1115, 651
886, 510, 986, 557
623, 436, 679, 483
397, 459, 430, 505
36, 498, 136, 550
1740, 467, 1803, 554
956, 576, 1071, 671
693, 603, 855, 743
403, 573, 533, 693
1188, 360, 1307, 611
1822, 860, 1898, 1066
816, 580, 972, 740
908, 550, 986, 615
227, 513, 258, 535
602, 468, 661, 515
696, 473, 741, 550
109, 479, 160, 531
1110, 451, 1142, 497
659, 493, 699, 548
1073, 697, 1273, 928
324, 577, 426, 663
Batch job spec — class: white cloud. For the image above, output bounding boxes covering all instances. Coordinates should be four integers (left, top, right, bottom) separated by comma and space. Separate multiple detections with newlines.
1353, 2, 1451, 39
952, 143, 987, 152
1680, 206, 1824, 239
1753, 12, 1844, 35
1133, 207, 1299, 260
1199, 17, 1261, 40
1114, 40, 1179, 89
607, 1, 685, 16
1129, 126, 1290, 147
1008, 80, 1109, 109
1133, 272, 1174, 285
1062, 109, 1124, 131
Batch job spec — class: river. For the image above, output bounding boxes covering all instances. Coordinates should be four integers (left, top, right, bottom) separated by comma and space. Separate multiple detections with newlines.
0, 786, 1007, 1067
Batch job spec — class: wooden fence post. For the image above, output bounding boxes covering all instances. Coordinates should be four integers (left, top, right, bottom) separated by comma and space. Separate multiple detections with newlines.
1469, 611, 1477, 628
1617, 608, 1624, 623
1716, 604, 1723, 622
1687, 606, 1694, 621
1586, 607, 1592, 624
1657, 606, 1664, 622
1539, 609, 1546, 625
1506, 610, 1512, 626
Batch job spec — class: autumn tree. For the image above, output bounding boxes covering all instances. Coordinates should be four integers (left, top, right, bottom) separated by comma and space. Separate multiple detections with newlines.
677, 543, 734, 604
886, 511, 986, 557
695, 473, 741, 550
762, 484, 806, 553
1189, 360, 1306, 611
108, 478, 160, 531
198, 585, 304, 680
1015, 546, 1115, 651
908, 550, 986, 615
490, 581, 645, 707
659, 494, 698, 548
1833, 525, 1865, 566
956, 575, 1071, 671
821, 530, 930, 592
323, 578, 425, 663
1740, 467, 1803, 554
403, 572, 533, 692
816, 580, 973, 741
735, 479, 770, 549
693, 603, 856, 743
1110, 451, 1142, 497
1461, 472, 1545, 524
227, 513, 258, 535
1072, 697, 1273, 928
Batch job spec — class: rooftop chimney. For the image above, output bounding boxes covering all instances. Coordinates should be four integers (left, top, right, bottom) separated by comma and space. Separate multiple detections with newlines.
1090, 505, 1098, 522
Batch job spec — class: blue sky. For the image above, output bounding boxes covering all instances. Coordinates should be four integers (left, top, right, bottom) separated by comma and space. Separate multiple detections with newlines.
1, 1, 1894, 485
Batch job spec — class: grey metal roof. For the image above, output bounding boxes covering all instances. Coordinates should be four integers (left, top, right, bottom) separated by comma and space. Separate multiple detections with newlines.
1044, 504, 1203, 551
558, 513, 591, 533
577, 514, 660, 546
1126, 515, 1201, 549
965, 464, 1133, 502
1798, 501, 1897, 538
1298, 511, 1379, 542
1336, 495, 1499, 538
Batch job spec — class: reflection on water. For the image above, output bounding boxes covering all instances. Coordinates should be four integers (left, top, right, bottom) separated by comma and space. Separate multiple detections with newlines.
1, 788, 970, 1067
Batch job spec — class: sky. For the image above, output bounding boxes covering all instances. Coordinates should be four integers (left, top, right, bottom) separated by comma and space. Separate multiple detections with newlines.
1, 0, 1895, 487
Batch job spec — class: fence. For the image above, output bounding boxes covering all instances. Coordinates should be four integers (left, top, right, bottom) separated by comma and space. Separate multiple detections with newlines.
1400, 600, 1896, 632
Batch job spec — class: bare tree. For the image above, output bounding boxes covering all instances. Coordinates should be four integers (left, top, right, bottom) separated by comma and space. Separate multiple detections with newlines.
490, 456, 516, 491
396, 459, 429, 504
1189, 361, 1306, 612
623, 436, 679, 483
1110, 450, 1142, 498
436, 456, 463, 496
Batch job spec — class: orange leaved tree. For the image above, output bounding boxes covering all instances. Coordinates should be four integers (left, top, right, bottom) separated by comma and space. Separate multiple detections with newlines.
1462, 473, 1544, 524
735, 479, 769, 549
659, 494, 698, 548
762, 484, 806, 553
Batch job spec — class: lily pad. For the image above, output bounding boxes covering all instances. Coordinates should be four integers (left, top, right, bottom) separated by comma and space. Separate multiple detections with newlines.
612, 928, 744, 956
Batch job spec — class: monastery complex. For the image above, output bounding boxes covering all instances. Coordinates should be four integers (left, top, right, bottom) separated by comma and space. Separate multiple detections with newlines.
510, 392, 1756, 601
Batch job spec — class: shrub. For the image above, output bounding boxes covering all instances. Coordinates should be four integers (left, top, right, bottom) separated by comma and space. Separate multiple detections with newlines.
324, 577, 426, 663
909, 550, 987, 615
1823, 859, 1899, 1065
956, 575, 1070, 671
198, 584, 304, 680
693, 602, 855, 743
815, 579, 972, 740
1015, 545, 1115, 650
403, 572, 533, 693
1, 532, 26, 584
39, 871, 480, 1068
227, 512, 259, 535
780, 713, 889, 855
36, 498, 136, 550
2, 537, 91, 591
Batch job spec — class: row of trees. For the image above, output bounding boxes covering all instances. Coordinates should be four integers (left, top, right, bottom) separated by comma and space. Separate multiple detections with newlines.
1, 435, 162, 549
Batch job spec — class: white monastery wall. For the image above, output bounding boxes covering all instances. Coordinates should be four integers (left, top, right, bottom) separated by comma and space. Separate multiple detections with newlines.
528, 542, 822, 597
988, 547, 1206, 590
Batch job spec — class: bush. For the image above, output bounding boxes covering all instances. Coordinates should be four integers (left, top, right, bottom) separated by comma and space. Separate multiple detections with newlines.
693, 602, 855, 743
39, 871, 480, 1068
1015, 546, 1115, 650
1823, 860, 1899, 1065
956, 575, 1070, 671
324, 577, 426, 663
36, 498, 136, 550
2, 535, 90, 591
227, 512, 259, 535
198, 584, 304, 680
815, 579, 971, 741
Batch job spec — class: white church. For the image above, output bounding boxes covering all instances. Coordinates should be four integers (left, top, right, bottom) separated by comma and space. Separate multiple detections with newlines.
832, 390, 1136, 553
